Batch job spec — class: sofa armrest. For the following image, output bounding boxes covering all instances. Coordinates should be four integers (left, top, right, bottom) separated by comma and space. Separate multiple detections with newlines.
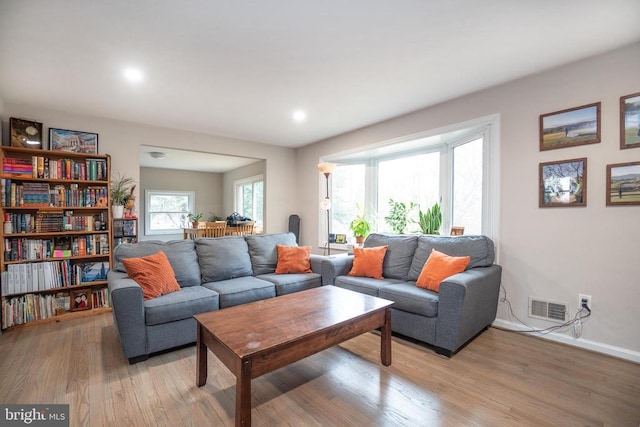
434, 264, 502, 353
320, 255, 354, 286
309, 254, 327, 275
107, 271, 148, 360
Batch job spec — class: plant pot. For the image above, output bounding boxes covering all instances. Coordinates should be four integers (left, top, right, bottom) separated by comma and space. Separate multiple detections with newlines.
112, 205, 124, 219
355, 236, 365, 244
192, 222, 200, 228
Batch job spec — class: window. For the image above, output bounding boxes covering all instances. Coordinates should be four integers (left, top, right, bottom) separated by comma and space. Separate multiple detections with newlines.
324, 116, 498, 244
145, 190, 194, 235
234, 175, 264, 228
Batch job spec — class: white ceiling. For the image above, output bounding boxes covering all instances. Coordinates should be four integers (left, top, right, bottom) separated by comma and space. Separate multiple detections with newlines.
139, 145, 261, 173
1, 1, 639, 149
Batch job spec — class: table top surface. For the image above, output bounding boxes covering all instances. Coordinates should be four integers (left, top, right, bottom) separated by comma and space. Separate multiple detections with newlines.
194, 285, 393, 358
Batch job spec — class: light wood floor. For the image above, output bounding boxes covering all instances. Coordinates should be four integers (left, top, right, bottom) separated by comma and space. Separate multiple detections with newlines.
0, 313, 639, 427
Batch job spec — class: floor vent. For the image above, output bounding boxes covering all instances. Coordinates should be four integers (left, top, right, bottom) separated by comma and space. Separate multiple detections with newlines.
528, 297, 568, 323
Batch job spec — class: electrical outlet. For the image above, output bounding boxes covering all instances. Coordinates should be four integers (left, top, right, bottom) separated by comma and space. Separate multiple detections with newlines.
579, 294, 592, 310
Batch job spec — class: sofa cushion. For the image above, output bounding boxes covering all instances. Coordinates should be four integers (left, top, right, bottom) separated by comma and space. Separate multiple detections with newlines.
275, 245, 312, 274
202, 276, 276, 308
408, 235, 495, 281
334, 275, 405, 296
258, 273, 322, 296
364, 233, 418, 280
416, 249, 470, 292
349, 246, 388, 279
378, 283, 439, 318
246, 232, 297, 275
144, 286, 220, 326
114, 240, 201, 287
197, 237, 253, 282
122, 251, 181, 300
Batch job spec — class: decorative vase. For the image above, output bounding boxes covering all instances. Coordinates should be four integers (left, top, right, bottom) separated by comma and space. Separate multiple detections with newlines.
112, 205, 124, 219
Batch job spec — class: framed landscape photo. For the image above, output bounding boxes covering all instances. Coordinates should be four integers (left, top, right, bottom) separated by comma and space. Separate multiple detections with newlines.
620, 92, 640, 150
9, 117, 43, 149
49, 128, 98, 154
539, 158, 587, 207
540, 103, 600, 151
606, 161, 640, 206
70, 289, 92, 312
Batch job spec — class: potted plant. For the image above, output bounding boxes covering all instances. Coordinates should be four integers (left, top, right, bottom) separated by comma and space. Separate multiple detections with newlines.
188, 212, 204, 228
417, 202, 442, 235
110, 173, 135, 219
384, 199, 416, 234
349, 214, 371, 244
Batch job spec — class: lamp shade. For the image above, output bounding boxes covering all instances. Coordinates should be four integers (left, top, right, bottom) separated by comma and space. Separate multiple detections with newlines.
317, 162, 337, 175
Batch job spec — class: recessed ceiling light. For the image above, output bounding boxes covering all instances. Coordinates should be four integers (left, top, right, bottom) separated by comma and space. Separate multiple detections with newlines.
149, 151, 166, 159
123, 67, 144, 83
292, 110, 307, 122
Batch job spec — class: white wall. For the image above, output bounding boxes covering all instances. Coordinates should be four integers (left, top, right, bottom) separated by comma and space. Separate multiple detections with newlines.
1, 104, 298, 235
296, 42, 640, 360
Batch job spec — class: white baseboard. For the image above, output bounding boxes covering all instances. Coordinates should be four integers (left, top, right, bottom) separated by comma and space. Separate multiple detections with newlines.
492, 319, 640, 364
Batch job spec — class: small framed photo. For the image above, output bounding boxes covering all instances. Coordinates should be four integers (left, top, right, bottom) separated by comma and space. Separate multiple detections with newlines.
70, 289, 92, 312
620, 92, 640, 149
335, 234, 347, 244
450, 226, 465, 236
10, 117, 43, 149
540, 103, 600, 151
606, 161, 640, 206
539, 158, 587, 207
49, 128, 98, 154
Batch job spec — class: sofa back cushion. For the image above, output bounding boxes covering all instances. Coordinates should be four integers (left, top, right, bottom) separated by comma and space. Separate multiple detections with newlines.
408, 235, 495, 281
113, 240, 201, 287
197, 236, 253, 282
364, 233, 418, 280
245, 232, 297, 275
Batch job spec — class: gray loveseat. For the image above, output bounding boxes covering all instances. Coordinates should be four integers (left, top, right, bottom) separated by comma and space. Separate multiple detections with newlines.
322, 233, 502, 356
108, 232, 323, 363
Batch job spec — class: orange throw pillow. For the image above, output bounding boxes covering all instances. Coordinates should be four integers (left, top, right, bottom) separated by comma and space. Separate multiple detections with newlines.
416, 249, 470, 292
348, 246, 388, 279
275, 245, 312, 274
122, 251, 181, 300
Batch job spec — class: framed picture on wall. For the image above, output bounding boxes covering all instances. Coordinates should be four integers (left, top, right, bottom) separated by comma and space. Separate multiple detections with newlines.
606, 161, 640, 206
539, 103, 600, 151
49, 128, 99, 154
620, 92, 640, 149
539, 158, 587, 207
10, 117, 43, 149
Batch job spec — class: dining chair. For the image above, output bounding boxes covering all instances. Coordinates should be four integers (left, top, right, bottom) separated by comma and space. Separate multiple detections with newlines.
202, 221, 227, 238
231, 220, 255, 236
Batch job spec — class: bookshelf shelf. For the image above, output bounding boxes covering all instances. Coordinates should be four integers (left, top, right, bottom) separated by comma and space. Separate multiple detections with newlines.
1, 146, 113, 329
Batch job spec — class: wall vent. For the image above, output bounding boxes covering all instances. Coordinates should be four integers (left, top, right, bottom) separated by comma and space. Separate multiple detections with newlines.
528, 297, 568, 323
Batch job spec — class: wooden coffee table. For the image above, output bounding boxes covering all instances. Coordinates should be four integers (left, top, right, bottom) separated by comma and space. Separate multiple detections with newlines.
194, 285, 394, 426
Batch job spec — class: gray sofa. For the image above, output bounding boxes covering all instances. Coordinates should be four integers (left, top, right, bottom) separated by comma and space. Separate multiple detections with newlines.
321, 233, 502, 356
108, 232, 323, 363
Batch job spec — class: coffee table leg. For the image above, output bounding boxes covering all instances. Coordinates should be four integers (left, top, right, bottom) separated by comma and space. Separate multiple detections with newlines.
236, 359, 252, 426
381, 308, 392, 366
196, 324, 208, 387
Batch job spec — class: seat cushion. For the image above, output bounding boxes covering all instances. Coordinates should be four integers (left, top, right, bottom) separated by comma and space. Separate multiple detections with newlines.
364, 233, 418, 281
144, 286, 220, 326
257, 273, 322, 296
246, 232, 297, 274
378, 283, 439, 318
334, 275, 405, 296
202, 276, 276, 308
197, 236, 253, 282
114, 239, 201, 287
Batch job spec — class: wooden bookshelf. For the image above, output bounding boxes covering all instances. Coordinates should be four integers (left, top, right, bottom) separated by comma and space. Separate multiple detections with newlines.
1, 146, 113, 329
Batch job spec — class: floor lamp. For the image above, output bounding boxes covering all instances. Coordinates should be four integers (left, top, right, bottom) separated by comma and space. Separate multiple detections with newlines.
317, 162, 336, 255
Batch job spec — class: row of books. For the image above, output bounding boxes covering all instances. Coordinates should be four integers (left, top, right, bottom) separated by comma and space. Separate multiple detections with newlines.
113, 219, 137, 236
1, 288, 111, 329
4, 234, 110, 261
1, 156, 107, 181
1, 179, 108, 208
5, 212, 107, 234
0, 260, 110, 295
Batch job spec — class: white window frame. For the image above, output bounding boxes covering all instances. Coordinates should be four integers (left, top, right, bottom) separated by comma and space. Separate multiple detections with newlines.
233, 174, 264, 227
320, 114, 500, 258
145, 190, 194, 235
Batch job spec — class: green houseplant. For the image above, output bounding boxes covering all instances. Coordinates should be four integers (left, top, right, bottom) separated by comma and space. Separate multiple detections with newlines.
188, 212, 204, 227
417, 202, 442, 235
110, 173, 135, 219
349, 214, 371, 244
384, 199, 416, 234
